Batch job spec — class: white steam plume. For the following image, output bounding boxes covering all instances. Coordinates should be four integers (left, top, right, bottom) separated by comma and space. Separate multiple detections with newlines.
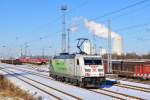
70, 24, 78, 33
70, 17, 79, 33
84, 18, 121, 39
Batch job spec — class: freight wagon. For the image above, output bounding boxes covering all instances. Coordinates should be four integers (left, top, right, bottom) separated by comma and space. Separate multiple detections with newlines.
49, 53, 105, 87
104, 60, 150, 79
18, 57, 48, 65
1, 59, 22, 65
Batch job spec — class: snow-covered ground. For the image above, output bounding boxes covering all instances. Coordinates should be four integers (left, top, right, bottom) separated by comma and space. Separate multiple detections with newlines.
97, 84, 150, 100
0, 70, 56, 100
0, 63, 150, 100
107, 78, 150, 89
1, 63, 49, 76
0, 63, 113, 100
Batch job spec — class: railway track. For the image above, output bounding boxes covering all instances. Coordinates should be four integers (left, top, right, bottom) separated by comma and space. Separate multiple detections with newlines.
6, 65, 150, 93
0, 66, 124, 99
90, 88, 144, 100
0, 67, 82, 100
108, 77, 150, 85
0, 65, 147, 100
114, 83, 150, 93
2, 64, 53, 80
124, 79, 150, 85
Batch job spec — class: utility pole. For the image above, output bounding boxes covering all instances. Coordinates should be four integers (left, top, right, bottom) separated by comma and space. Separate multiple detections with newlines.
24, 43, 29, 57
67, 28, 70, 53
93, 34, 97, 54
42, 48, 45, 58
2, 45, 6, 59
20, 46, 23, 57
61, 4, 67, 53
107, 20, 112, 73
99, 46, 102, 56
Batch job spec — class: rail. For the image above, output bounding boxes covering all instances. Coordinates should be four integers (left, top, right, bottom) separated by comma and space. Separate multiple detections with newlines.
0, 67, 82, 100
114, 83, 150, 93
90, 88, 144, 100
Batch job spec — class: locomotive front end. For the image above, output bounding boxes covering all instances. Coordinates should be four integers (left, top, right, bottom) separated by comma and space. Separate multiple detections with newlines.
78, 56, 105, 86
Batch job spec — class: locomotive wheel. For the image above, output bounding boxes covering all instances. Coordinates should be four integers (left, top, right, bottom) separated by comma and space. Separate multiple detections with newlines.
73, 80, 78, 86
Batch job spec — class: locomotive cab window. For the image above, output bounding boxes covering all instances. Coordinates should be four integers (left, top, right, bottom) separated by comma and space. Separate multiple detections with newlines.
84, 58, 102, 65
77, 59, 79, 65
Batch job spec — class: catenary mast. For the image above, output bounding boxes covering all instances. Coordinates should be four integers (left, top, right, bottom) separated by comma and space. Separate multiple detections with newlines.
60, 5, 67, 53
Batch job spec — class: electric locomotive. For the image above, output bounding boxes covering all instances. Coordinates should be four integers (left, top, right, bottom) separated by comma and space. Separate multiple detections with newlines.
49, 38, 105, 87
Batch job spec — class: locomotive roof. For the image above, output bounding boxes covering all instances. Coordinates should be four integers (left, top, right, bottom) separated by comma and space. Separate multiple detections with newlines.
54, 54, 76, 59
53, 53, 102, 59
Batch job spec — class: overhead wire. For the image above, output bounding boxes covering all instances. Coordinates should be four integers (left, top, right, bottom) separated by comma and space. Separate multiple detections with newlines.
67, 0, 89, 13
25, 0, 148, 43
19, 0, 149, 53
114, 22, 150, 32
102, 2, 150, 23
19, 0, 90, 47
67, 0, 149, 30
92, 0, 148, 21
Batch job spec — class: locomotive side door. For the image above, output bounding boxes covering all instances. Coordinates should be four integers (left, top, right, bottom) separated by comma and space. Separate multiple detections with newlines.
75, 58, 80, 76
75, 56, 84, 77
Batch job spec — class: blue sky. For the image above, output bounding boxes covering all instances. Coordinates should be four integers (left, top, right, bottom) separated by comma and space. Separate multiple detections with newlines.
0, 0, 150, 57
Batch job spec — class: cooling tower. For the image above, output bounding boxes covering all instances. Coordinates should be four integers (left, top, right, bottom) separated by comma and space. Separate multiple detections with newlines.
112, 37, 123, 55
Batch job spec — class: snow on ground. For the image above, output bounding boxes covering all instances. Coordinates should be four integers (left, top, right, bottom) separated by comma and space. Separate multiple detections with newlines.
107, 78, 150, 89
0, 70, 57, 100
1, 63, 49, 76
0, 63, 113, 100
98, 84, 150, 100
17, 64, 49, 75
1, 63, 150, 100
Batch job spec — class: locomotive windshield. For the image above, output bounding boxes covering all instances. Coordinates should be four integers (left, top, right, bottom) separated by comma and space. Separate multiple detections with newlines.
84, 57, 102, 65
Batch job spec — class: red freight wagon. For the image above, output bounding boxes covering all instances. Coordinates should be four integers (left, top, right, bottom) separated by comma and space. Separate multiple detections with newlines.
104, 60, 150, 79
18, 57, 48, 65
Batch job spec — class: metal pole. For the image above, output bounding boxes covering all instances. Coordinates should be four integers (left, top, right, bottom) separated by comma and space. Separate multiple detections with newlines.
93, 34, 96, 54
24, 43, 28, 57
42, 48, 45, 58
2, 45, 6, 59
20, 46, 23, 57
25, 46, 27, 57
67, 29, 70, 53
99, 46, 102, 56
107, 20, 112, 73
61, 5, 67, 53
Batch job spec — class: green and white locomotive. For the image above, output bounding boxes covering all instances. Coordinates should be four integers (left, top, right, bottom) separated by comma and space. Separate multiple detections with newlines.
49, 38, 105, 87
